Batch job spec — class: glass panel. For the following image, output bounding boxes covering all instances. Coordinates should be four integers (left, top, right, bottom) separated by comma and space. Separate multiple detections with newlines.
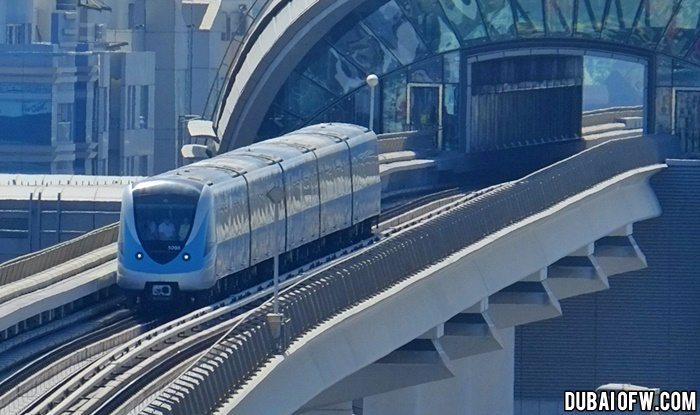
133, 189, 200, 264
628, 0, 679, 48
258, 104, 303, 140
582, 56, 645, 137
476, 0, 517, 39
329, 20, 401, 75
276, 72, 340, 118
381, 70, 409, 132
688, 37, 700, 63
656, 55, 673, 86
299, 46, 365, 95
601, 0, 641, 41
410, 55, 443, 82
0, 83, 52, 145
363, 1, 430, 65
309, 86, 374, 129
583, 56, 645, 110
545, 0, 575, 35
443, 84, 460, 151
658, 0, 700, 56
444, 50, 461, 83
247, 0, 267, 18
395, 0, 461, 52
675, 90, 700, 153
673, 59, 700, 86
438, 0, 488, 43
654, 86, 672, 133
0, 99, 52, 145
511, 0, 545, 36
574, 0, 607, 37
408, 85, 440, 131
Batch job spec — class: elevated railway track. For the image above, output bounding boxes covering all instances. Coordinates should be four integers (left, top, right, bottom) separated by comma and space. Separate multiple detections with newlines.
0, 174, 480, 415
0, 135, 678, 415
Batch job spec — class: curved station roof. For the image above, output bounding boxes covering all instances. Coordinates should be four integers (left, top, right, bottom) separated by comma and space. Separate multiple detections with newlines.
217, 0, 700, 151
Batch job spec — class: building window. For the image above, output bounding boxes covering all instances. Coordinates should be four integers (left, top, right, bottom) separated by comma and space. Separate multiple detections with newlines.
126, 85, 137, 130
223, 14, 232, 41
5, 24, 28, 44
236, 5, 248, 36
100, 87, 108, 132
125, 86, 131, 129
57, 103, 73, 123
139, 85, 149, 128
56, 103, 74, 143
0, 83, 52, 145
128, 3, 136, 30
139, 155, 148, 175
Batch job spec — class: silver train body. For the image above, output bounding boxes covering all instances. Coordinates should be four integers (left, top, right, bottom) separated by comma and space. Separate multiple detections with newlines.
117, 123, 380, 300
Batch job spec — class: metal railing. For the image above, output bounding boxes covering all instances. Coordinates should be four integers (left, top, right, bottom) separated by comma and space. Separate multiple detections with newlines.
0, 223, 118, 287
145, 135, 678, 415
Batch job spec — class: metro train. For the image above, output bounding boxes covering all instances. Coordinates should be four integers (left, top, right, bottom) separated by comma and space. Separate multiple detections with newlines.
117, 123, 381, 306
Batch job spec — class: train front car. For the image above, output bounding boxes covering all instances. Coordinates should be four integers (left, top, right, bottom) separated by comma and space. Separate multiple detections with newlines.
117, 177, 216, 307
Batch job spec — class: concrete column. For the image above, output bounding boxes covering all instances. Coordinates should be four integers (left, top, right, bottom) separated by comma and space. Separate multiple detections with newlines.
363, 328, 514, 415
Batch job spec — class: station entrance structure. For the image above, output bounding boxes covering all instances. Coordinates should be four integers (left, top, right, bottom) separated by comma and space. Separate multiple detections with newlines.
207, 0, 700, 157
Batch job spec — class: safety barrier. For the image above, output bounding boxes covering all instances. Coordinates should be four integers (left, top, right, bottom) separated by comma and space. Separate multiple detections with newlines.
145, 135, 677, 415
0, 222, 118, 287
377, 130, 437, 154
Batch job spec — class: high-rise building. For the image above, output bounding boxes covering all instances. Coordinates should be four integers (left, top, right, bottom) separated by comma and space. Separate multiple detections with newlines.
0, 0, 155, 176
0, 0, 257, 175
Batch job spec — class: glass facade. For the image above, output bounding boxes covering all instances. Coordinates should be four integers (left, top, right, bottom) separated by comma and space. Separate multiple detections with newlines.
258, 0, 700, 150
0, 82, 51, 145
582, 56, 645, 110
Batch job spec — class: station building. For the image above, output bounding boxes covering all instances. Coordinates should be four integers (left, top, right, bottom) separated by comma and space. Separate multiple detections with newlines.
213, 0, 700, 158
201, 1, 700, 413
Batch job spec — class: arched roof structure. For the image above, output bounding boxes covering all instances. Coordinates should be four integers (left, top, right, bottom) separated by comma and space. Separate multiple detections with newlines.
215, 0, 700, 152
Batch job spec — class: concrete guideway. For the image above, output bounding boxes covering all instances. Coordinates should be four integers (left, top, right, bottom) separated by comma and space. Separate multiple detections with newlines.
0, 259, 116, 339
0, 129, 451, 344
142, 136, 677, 415
219, 164, 664, 415
0, 136, 676, 414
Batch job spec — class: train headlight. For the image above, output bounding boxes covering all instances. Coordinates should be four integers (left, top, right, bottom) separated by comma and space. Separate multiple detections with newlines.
135, 252, 144, 260
182, 253, 191, 261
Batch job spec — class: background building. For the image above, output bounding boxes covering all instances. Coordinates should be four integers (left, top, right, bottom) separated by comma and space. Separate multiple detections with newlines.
0, 0, 156, 175
0, 0, 254, 176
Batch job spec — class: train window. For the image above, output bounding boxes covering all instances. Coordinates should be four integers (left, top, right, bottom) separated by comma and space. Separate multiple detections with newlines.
133, 190, 200, 264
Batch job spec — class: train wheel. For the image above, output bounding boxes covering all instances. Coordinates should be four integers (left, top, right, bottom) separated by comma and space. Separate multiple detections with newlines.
193, 289, 214, 308
124, 291, 139, 311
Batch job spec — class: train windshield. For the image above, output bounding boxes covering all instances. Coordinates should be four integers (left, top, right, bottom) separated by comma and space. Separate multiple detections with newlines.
133, 186, 200, 263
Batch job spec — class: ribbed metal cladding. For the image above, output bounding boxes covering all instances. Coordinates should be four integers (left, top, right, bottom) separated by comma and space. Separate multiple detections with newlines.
514, 161, 700, 412
471, 55, 583, 152
144, 136, 677, 415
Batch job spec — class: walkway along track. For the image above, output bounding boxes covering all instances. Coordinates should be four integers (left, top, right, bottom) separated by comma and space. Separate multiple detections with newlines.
141, 136, 677, 415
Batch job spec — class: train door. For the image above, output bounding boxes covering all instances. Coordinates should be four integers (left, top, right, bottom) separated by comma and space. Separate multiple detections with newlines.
407, 83, 443, 149
674, 89, 700, 154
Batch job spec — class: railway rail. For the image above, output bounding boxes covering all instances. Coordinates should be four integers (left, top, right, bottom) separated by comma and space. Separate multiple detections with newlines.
0, 135, 674, 415
1, 184, 476, 415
